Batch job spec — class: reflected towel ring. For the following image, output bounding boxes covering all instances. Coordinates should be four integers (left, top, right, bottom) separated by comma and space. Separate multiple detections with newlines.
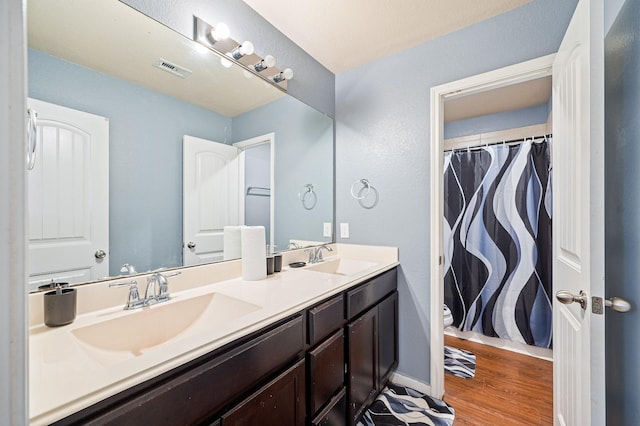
298, 184, 317, 210
350, 179, 372, 200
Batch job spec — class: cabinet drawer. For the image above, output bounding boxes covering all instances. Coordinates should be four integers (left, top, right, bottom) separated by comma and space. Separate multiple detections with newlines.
346, 268, 397, 319
71, 315, 304, 426
310, 387, 347, 426
307, 294, 344, 345
221, 359, 306, 426
308, 330, 345, 416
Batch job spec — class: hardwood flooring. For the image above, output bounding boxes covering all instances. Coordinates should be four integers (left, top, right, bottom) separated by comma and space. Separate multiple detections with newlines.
443, 335, 553, 425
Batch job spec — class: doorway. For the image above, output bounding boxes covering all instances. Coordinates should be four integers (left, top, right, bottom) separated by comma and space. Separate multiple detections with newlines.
429, 54, 555, 401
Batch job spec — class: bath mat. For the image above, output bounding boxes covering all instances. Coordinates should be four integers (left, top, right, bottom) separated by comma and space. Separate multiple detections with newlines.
444, 345, 476, 379
358, 383, 455, 426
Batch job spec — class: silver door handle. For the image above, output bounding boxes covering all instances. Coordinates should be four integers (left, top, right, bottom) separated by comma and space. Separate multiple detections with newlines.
556, 290, 588, 310
605, 297, 631, 313
26, 108, 38, 170
95, 249, 107, 259
187, 242, 196, 249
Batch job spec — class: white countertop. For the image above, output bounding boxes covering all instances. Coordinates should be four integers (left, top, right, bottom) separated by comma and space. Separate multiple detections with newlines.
29, 244, 398, 425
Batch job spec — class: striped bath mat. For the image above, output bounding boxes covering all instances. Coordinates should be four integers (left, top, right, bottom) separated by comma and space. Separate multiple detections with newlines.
358, 383, 455, 426
444, 345, 476, 379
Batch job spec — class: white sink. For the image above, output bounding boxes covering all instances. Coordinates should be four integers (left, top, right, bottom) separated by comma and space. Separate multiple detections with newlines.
305, 258, 377, 276
72, 293, 261, 364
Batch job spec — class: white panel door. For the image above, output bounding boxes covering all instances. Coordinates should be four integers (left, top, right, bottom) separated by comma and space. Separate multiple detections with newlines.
183, 135, 240, 266
27, 98, 109, 290
552, 0, 605, 424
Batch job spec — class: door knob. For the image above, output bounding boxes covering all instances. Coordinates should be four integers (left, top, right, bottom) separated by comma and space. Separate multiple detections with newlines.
95, 249, 107, 259
604, 297, 631, 313
187, 242, 196, 249
556, 290, 588, 310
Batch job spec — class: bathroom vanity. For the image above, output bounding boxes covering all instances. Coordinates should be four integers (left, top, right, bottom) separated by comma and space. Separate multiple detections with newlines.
29, 245, 398, 425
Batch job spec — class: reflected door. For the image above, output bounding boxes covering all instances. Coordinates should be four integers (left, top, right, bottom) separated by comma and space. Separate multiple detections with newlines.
183, 135, 241, 266
27, 98, 109, 290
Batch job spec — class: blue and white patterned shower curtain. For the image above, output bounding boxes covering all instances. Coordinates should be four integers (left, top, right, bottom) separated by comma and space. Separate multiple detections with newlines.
443, 139, 552, 348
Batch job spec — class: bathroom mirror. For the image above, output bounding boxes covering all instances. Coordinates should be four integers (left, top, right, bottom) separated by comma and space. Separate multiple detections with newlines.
26, 0, 334, 290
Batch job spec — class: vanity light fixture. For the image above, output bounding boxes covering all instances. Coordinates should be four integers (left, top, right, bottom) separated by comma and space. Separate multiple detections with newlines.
273, 68, 293, 83
229, 41, 255, 60
194, 16, 293, 91
206, 22, 230, 44
254, 55, 276, 72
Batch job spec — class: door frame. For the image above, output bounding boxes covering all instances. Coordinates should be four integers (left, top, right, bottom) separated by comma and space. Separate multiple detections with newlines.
428, 54, 555, 399
233, 132, 275, 248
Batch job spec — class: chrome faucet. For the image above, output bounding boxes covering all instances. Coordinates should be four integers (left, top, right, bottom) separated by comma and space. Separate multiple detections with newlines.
305, 244, 333, 264
144, 271, 181, 305
110, 271, 181, 310
109, 280, 145, 310
120, 263, 137, 275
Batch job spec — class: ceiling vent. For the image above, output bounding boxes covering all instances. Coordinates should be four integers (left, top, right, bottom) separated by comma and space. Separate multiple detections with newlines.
153, 59, 192, 78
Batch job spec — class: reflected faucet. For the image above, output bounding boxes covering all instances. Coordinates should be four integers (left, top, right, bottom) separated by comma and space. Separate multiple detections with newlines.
305, 244, 333, 264
120, 263, 137, 275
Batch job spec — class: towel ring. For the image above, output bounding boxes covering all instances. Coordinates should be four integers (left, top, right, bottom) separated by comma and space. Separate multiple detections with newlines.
298, 184, 317, 210
350, 179, 372, 200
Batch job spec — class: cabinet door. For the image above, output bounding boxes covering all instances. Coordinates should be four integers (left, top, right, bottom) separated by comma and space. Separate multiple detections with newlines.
347, 307, 377, 425
377, 292, 398, 389
308, 330, 345, 416
311, 388, 347, 426
222, 360, 305, 426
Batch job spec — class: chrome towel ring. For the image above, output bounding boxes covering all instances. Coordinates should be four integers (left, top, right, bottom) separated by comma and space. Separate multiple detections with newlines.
351, 178, 379, 209
298, 184, 317, 210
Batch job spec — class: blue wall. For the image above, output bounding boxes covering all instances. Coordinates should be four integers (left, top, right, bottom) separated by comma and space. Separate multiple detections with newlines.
28, 49, 231, 275
233, 96, 334, 250
121, 0, 335, 118
244, 144, 271, 242
444, 103, 549, 139
605, 0, 640, 423
335, 0, 577, 384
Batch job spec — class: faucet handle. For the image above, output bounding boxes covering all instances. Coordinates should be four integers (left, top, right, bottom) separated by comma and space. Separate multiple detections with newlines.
304, 248, 315, 263
157, 271, 181, 301
109, 280, 143, 310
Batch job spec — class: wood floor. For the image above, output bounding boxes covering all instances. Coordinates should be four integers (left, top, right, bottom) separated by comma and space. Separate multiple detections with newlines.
443, 335, 553, 425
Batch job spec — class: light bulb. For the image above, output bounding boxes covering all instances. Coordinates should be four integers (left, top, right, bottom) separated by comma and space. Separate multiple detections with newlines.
220, 57, 233, 68
231, 41, 255, 60
273, 67, 293, 83
209, 22, 230, 42
254, 55, 276, 72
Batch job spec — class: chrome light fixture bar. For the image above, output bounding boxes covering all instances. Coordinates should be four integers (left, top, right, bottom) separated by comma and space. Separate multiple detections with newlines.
194, 17, 292, 92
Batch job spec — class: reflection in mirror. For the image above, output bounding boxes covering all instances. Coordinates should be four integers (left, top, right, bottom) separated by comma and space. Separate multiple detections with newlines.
26, 0, 334, 291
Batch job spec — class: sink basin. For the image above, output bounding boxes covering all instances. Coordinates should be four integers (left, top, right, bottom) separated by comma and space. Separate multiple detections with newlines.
306, 258, 377, 276
72, 293, 260, 362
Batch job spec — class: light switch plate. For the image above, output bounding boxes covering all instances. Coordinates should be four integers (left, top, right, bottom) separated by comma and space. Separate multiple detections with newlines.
323, 222, 332, 238
340, 223, 350, 239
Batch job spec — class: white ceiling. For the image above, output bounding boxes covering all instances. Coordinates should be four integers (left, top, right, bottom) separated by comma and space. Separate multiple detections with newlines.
242, 0, 533, 74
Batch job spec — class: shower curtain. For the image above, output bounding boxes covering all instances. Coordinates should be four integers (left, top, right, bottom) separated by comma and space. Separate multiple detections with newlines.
443, 139, 552, 348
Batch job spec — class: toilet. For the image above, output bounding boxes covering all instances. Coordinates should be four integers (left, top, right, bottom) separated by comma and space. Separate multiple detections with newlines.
443, 304, 453, 327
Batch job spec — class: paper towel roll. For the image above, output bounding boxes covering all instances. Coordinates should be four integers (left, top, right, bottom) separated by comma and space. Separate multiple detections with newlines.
223, 226, 242, 260
241, 226, 267, 281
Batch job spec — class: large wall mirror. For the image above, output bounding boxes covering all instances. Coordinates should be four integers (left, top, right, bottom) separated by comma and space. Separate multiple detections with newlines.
26, 0, 334, 291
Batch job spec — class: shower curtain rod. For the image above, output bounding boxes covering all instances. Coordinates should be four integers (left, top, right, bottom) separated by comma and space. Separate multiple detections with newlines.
444, 133, 552, 153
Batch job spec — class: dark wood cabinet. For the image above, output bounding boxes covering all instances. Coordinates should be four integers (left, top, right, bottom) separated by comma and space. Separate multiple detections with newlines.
377, 292, 398, 388
310, 388, 347, 426
308, 329, 345, 416
347, 307, 378, 424
346, 268, 398, 425
221, 359, 305, 426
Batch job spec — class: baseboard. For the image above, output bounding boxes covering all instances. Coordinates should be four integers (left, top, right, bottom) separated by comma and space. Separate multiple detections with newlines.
445, 329, 553, 361
389, 372, 432, 396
